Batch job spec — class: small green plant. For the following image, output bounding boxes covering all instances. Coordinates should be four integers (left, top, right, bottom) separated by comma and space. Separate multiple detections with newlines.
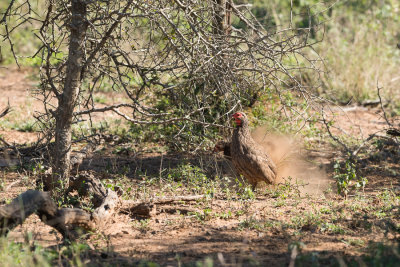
190, 208, 213, 221
94, 95, 108, 104
319, 207, 332, 214
266, 177, 303, 199
13, 120, 39, 132
334, 159, 367, 199
164, 163, 214, 195
214, 210, 233, 220
233, 177, 256, 200
290, 211, 323, 231
375, 189, 399, 213
0, 237, 54, 267
133, 219, 151, 232
238, 217, 261, 231
0, 235, 92, 267
320, 222, 345, 235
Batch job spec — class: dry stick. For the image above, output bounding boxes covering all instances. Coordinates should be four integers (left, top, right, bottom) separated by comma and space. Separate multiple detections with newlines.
124, 195, 205, 206
0, 104, 24, 161
0, 105, 10, 119
350, 131, 385, 158
74, 103, 170, 118
321, 107, 350, 154
5, 179, 21, 190
377, 84, 400, 142
322, 108, 386, 159
377, 83, 391, 127
0, 137, 11, 147
121, 195, 205, 217
0, 0, 20, 67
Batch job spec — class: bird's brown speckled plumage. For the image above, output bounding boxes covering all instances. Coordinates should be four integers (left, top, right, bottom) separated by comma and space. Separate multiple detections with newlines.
230, 112, 277, 187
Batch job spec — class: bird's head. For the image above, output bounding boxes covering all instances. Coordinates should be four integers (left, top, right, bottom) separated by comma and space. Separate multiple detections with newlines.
232, 112, 247, 127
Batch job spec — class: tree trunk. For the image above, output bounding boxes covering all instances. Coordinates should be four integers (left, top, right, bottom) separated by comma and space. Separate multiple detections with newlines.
212, 0, 232, 36
50, 0, 88, 192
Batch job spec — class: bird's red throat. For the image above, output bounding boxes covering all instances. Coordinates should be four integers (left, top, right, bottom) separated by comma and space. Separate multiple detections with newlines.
232, 112, 243, 127
234, 119, 242, 126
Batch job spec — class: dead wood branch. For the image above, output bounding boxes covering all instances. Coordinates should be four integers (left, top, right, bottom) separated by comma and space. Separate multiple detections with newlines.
158, 205, 200, 215
377, 84, 392, 127
376, 85, 399, 144
0, 104, 11, 147
0, 105, 10, 119
92, 189, 119, 224
321, 107, 351, 155
123, 203, 156, 218
0, 186, 119, 239
0, 190, 55, 235
0, 137, 11, 148
321, 107, 386, 159
67, 172, 120, 225
5, 179, 21, 190
0, 190, 93, 239
121, 195, 205, 217
67, 172, 107, 206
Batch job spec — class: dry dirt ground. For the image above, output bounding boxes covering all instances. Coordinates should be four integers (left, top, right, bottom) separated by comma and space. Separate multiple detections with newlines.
0, 67, 399, 266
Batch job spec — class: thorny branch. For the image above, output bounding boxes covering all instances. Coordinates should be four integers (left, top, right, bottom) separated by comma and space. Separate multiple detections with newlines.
377, 84, 399, 143
321, 107, 386, 160
0, 104, 11, 147
1, 0, 323, 150
321, 85, 399, 161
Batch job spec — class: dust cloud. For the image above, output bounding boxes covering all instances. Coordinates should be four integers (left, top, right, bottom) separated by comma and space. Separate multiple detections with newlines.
251, 126, 331, 195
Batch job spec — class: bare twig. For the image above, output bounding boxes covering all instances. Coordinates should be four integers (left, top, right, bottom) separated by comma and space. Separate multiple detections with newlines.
321, 107, 350, 154
5, 179, 21, 190
321, 107, 383, 159
0, 105, 10, 119
377, 83, 391, 127
377, 84, 399, 144
120, 195, 206, 217
122, 195, 205, 208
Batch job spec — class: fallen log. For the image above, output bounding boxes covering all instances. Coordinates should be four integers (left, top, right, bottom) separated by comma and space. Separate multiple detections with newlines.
0, 185, 119, 239
0, 190, 94, 239
92, 188, 119, 225
68, 172, 108, 206
67, 172, 121, 224
0, 190, 56, 235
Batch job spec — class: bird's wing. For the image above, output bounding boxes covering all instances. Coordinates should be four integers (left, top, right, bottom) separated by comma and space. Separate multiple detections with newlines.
245, 147, 277, 184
